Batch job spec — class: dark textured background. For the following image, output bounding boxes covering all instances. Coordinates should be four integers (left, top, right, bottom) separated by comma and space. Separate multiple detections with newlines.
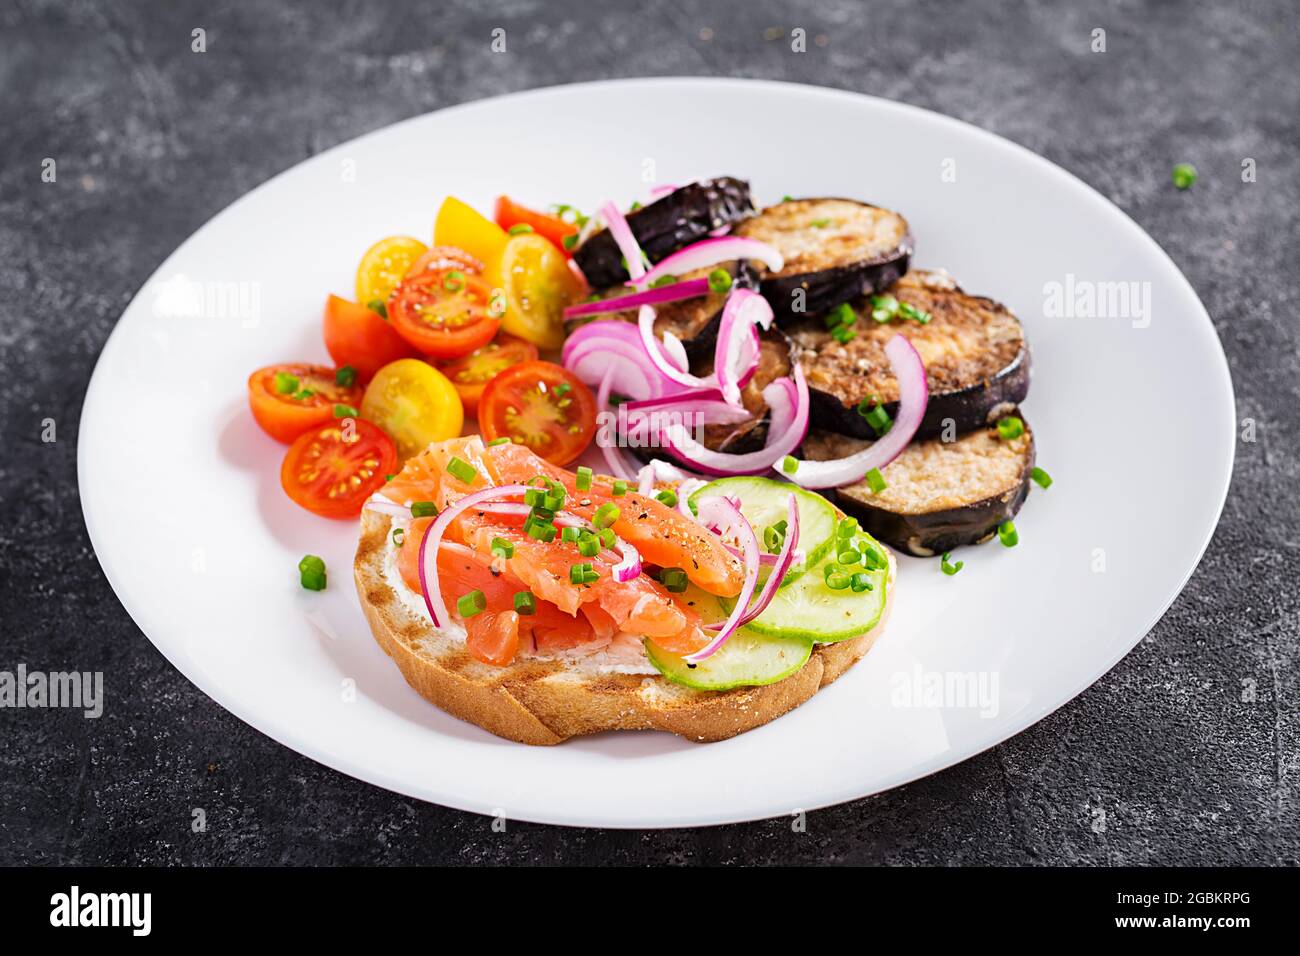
1, 0, 1296, 865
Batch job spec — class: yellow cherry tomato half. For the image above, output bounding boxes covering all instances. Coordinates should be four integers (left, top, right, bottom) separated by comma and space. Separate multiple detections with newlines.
433, 197, 509, 284
497, 232, 585, 350
360, 358, 464, 460
355, 236, 429, 307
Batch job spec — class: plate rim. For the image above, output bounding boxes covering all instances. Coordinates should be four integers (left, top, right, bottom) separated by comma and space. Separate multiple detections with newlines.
77, 77, 1236, 828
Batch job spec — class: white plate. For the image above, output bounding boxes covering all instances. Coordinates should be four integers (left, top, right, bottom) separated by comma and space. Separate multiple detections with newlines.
79, 79, 1234, 828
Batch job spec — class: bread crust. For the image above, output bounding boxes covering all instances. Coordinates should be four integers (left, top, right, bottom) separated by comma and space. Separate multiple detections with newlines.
354, 510, 895, 745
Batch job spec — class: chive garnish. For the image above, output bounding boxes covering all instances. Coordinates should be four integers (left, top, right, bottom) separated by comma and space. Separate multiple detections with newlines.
1030, 466, 1053, 490
446, 456, 477, 484
456, 590, 486, 618
410, 501, 438, 518
864, 467, 887, 494
940, 552, 964, 575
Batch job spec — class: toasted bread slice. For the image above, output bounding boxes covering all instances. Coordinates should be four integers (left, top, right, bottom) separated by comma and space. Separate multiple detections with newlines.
353, 509, 895, 745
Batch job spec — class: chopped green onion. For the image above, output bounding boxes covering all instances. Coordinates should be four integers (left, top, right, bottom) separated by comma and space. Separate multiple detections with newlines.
569, 562, 598, 585
598, 528, 616, 550
825, 570, 851, 590
513, 591, 537, 615
864, 467, 887, 494
457, 590, 486, 618
850, 572, 874, 592
523, 488, 544, 508
837, 517, 859, 539
553, 382, 572, 398
443, 269, 466, 292
782, 455, 798, 474
899, 301, 932, 324
782, 194, 794, 202
576, 466, 593, 491
762, 524, 785, 554
385, 474, 395, 482
487, 436, 511, 446
525, 518, 556, 542
659, 567, 689, 593
997, 416, 1025, 440
297, 554, 325, 590
611, 480, 628, 496
561, 526, 581, 543
274, 371, 299, 394
366, 299, 388, 319
707, 268, 733, 294
562, 234, 579, 251
593, 503, 620, 529
837, 549, 861, 566
825, 302, 855, 329
577, 535, 599, 557
1172, 162, 1198, 190
831, 325, 856, 344
998, 520, 1019, 548
810, 218, 832, 228
333, 403, 359, 418
1030, 466, 1053, 490
508, 223, 534, 235
447, 456, 478, 484
859, 401, 893, 437
860, 543, 886, 570
870, 294, 900, 323
410, 501, 438, 518
940, 552, 964, 575
391, 527, 405, 546
655, 489, 678, 507
542, 492, 565, 512
335, 365, 357, 387
649, 274, 678, 288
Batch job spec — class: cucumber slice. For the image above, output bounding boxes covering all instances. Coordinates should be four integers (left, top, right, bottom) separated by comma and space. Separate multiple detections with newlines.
644, 584, 813, 691
687, 476, 840, 578
740, 540, 889, 644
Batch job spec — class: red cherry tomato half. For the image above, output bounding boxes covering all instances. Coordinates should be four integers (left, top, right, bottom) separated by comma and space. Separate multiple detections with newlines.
494, 196, 579, 258
387, 268, 503, 360
477, 360, 597, 466
322, 295, 417, 382
280, 418, 398, 519
435, 333, 539, 414
247, 363, 363, 444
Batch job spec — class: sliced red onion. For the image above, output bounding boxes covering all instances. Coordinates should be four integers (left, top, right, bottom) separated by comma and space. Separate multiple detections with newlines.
685, 496, 760, 663
417, 484, 531, 628
662, 331, 690, 372
598, 200, 646, 282
659, 364, 811, 476
623, 387, 752, 426
714, 289, 773, 406
633, 237, 784, 290
595, 365, 644, 481
365, 496, 413, 516
562, 277, 710, 319
636, 463, 656, 497
728, 493, 800, 628
781, 334, 929, 489
676, 478, 707, 518
638, 305, 708, 390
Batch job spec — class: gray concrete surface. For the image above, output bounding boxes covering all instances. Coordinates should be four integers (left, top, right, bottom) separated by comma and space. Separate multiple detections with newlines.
0, 0, 1296, 865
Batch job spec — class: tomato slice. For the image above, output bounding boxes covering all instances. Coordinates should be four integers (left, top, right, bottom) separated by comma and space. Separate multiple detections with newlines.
387, 268, 503, 359
280, 418, 397, 519
433, 197, 509, 284
360, 357, 464, 460
478, 360, 597, 466
405, 245, 484, 278
355, 236, 428, 307
498, 233, 585, 350
494, 196, 579, 257
435, 333, 539, 414
322, 295, 417, 381
247, 363, 363, 444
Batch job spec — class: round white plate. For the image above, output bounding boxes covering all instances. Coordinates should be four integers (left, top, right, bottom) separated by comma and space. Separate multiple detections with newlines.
79, 79, 1234, 828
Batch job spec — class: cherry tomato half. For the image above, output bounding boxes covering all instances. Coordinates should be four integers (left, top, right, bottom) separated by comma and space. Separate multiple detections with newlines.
322, 295, 417, 382
435, 333, 539, 414
404, 245, 484, 278
478, 360, 597, 467
387, 268, 503, 360
247, 363, 364, 444
494, 196, 579, 257
280, 418, 398, 519
355, 235, 428, 307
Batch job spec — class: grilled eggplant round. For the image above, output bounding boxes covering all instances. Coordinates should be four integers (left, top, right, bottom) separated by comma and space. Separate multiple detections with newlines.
801, 419, 1036, 557
573, 178, 756, 288
564, 260, 760, 361
733, 198, 913, 322
789, 270, 1030, 441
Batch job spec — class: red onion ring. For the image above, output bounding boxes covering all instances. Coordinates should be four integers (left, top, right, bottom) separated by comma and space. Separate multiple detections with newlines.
714, 289, 773, 407
659, 364, 811, 476
623, 387, 752, 426
781, 334, 929, 489
632, 237, 784, 290
598, 200, 646, 282
722, 492, 800, 629
684, 496, 760, 663
638, 305, 708, 390
561, 277, 710, 319
595, 365, 644, 481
